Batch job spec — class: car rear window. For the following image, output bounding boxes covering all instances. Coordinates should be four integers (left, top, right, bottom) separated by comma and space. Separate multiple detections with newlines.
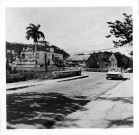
109, 68, 121, 72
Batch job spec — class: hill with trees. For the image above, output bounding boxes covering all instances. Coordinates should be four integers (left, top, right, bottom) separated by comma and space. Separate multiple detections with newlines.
6, 42, 69, 59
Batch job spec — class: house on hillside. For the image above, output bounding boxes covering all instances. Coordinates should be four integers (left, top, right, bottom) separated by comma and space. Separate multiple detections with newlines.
66, 54, 97, 68
38, 40, 49, 46
6, 49, 19, 64
66, 52, 118, 69
6, 50, 16, 54
91, 52, 117, 69
18, 46, 63, 68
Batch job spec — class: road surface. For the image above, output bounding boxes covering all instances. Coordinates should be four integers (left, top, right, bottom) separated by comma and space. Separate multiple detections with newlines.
6, 72, 132, 129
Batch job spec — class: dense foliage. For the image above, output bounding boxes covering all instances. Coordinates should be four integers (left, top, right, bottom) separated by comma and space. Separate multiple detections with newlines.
106, 13, 133, 47
6, 42, 33, 53
26, 24, 45, 43
114, 52, 133, 69
6, 42, 69, 59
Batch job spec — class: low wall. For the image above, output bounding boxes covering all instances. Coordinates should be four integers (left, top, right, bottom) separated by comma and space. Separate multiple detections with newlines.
85, 68, 108, 72
52, 70, 81, 79
6, 76, 26, 83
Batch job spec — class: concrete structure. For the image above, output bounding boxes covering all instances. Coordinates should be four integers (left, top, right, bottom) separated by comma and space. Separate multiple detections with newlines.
38, 41, 49, 46
109, 54, 117, 68
52, 70, 81, 79
91, 52, 113, 69
19, 46, 63, 68
6, 50, 16, 54
67, 52, 118, 69
66, 54, 97, 68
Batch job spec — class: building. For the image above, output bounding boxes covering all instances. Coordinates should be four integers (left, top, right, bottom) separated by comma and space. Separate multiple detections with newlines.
6, 50, 16, 55
91, 52, 118, 69
66, 52, 118, 69
66, 54, 97, 68
109, 54, 117, 68
38, 40, 49, 46
6, 49, 19, 64
18, 46, 63, 67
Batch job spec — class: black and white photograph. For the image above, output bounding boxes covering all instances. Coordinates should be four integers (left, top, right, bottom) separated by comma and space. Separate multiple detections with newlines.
0, 0, 139, 135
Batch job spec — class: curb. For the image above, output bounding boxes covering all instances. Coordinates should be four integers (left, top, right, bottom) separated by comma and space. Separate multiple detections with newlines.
6, 84, 39, 91
57, 74, 89, 82
7, 74, 89, 91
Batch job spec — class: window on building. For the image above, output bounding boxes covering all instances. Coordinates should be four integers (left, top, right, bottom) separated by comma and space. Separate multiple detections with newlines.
22, 54, 25, 59
48, 60, 50, 65
36, 53, 39, 58
52, 54, 54, 60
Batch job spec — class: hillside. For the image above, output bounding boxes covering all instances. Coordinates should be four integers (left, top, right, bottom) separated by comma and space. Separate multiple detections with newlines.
70, 45, 132, 58
6, 42, 69, 59
6, 42, 32, 53
93, 46, 133, 58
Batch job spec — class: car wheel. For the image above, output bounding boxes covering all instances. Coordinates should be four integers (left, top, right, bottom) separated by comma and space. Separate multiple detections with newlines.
106, 77, 109, 80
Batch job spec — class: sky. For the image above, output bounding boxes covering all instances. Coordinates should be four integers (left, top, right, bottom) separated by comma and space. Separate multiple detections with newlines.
6, 7, 132, 53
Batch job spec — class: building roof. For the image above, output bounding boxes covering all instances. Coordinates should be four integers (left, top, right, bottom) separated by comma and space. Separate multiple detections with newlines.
66, 54, 91, 61
109, 54, 117, 62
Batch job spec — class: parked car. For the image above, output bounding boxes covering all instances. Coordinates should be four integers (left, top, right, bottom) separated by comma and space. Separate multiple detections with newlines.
126, 68, 133, 73
106, 67, 123, 80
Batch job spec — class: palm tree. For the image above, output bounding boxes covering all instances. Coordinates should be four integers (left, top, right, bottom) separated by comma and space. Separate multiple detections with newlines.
26, 23, 45, 67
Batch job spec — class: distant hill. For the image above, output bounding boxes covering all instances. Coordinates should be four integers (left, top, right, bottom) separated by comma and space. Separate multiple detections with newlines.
70, 45, 132, 58
92, 46, 133, 58
6, 42, 69, 59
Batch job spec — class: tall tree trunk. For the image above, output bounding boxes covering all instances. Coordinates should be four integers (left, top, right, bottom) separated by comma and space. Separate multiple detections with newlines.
34, 42, 37, 67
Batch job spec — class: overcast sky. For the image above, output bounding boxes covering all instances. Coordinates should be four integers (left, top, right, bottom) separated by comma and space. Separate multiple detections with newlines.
6, 7, 132, 53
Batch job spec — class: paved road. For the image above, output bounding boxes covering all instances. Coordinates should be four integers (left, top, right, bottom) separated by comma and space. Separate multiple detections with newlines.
6, 72, 132, 129
7, 72, 130, 97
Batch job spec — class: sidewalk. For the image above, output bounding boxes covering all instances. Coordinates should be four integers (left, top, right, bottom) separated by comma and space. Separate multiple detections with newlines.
54, 76, 133, 128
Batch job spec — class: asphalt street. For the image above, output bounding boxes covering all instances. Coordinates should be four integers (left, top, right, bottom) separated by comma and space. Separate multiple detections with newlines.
7, 72, 130, 97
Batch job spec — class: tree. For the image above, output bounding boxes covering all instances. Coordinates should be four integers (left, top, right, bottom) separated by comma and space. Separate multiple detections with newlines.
106, 13, 133, 47
26, 23, 45, 67
114, 52, 133, 69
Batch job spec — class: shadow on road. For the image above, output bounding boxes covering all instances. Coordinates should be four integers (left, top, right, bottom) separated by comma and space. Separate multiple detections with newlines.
106, 116, 133, 128
7, 92, 90, 129
107, 77, 129, 81
95, 97, 133, 104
